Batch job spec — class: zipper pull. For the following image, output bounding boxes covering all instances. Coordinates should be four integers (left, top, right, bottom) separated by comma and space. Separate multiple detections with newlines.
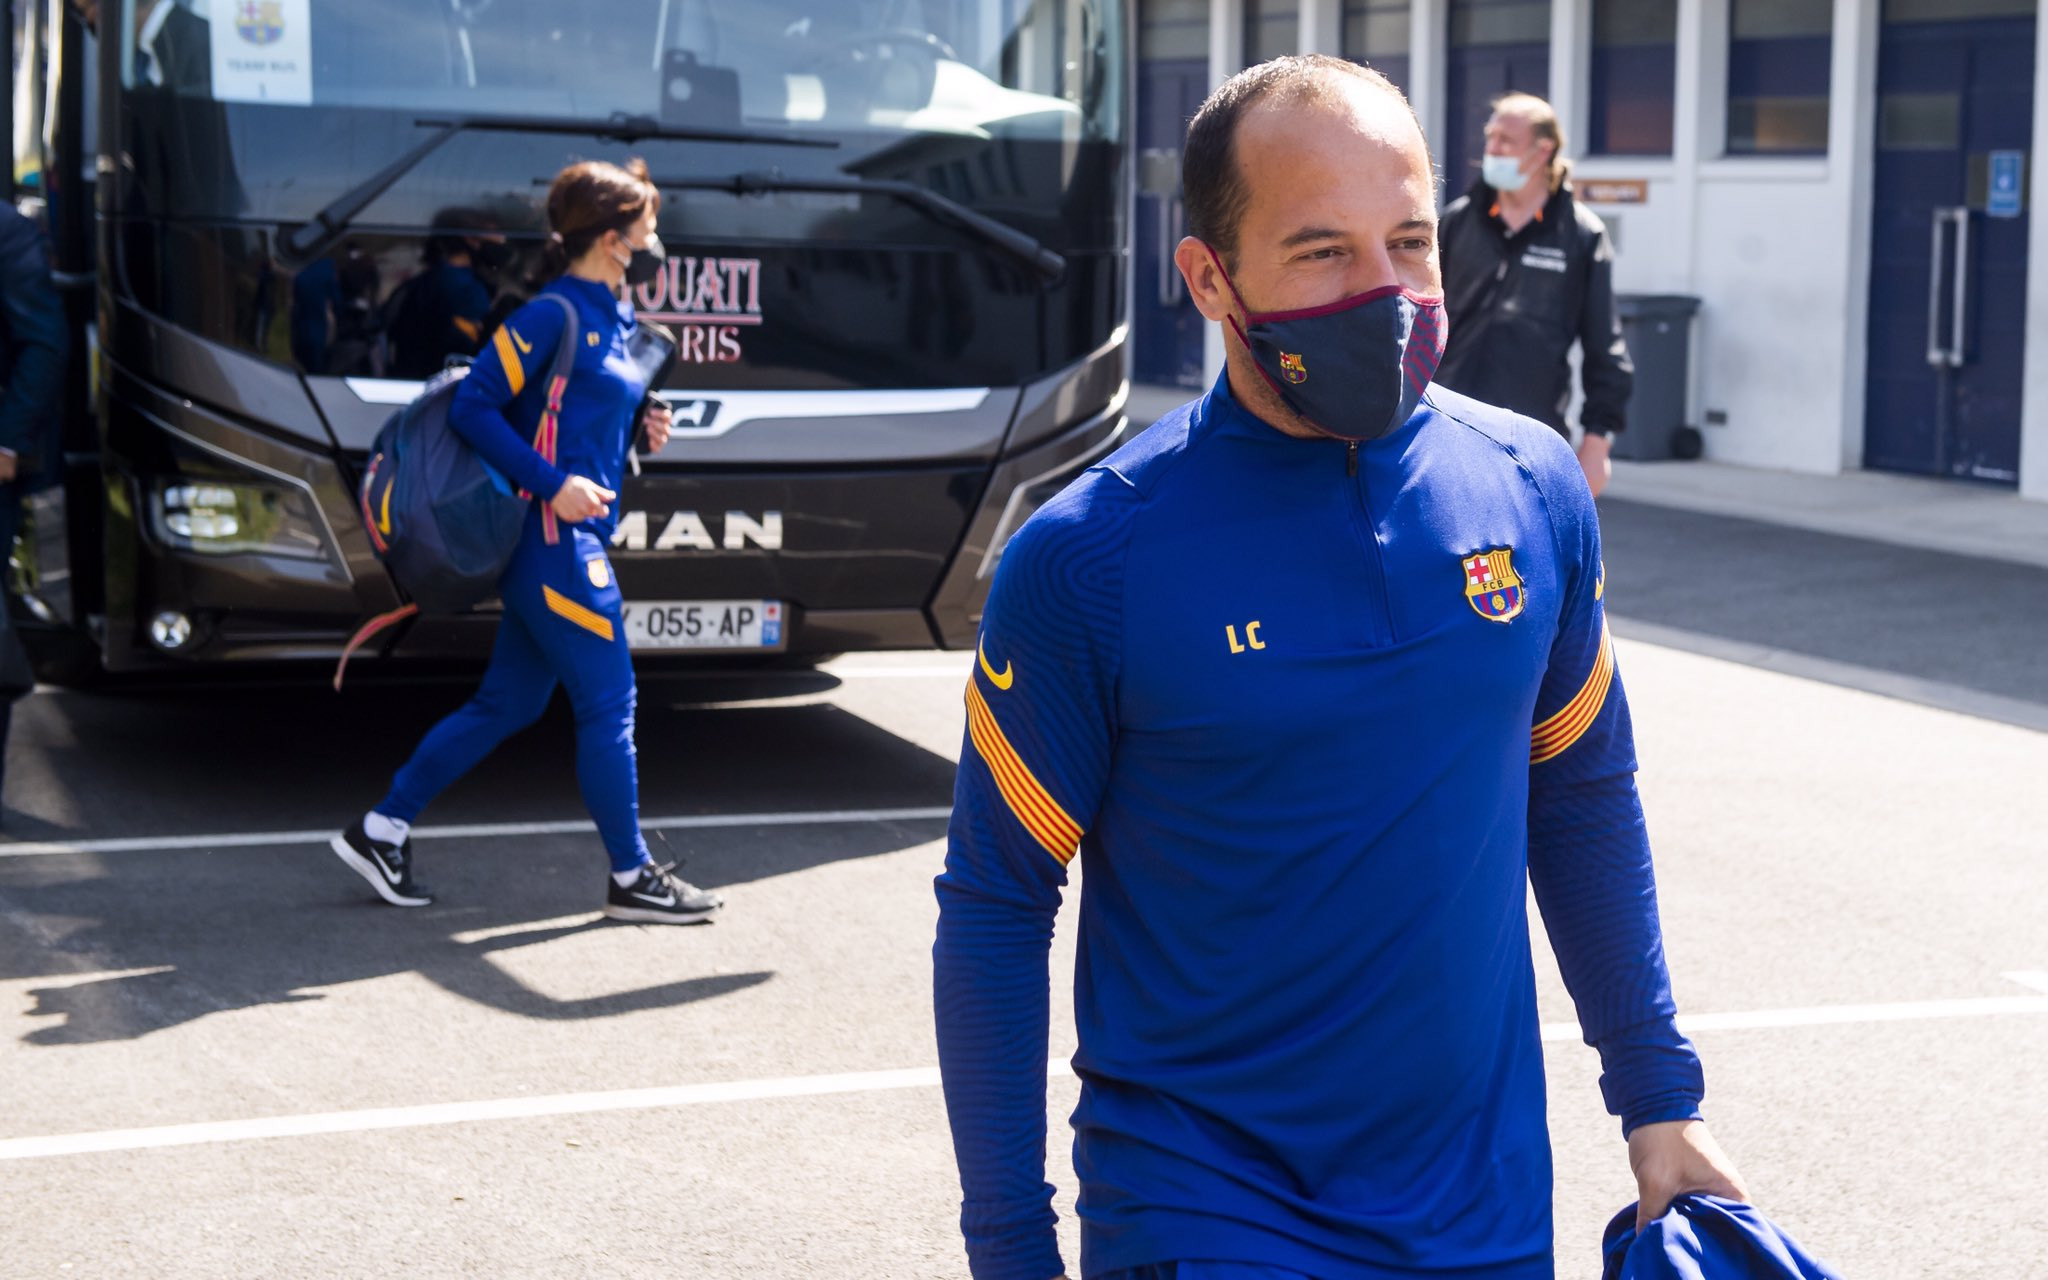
1346, 440, 1359, 477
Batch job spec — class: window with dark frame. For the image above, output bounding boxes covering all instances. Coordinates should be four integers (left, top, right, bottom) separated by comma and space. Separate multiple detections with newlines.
1243, 0, 1300, 66
1589, 0, 1676, 156
1727, 0, 1833, 156
1342, 0, 1411, 91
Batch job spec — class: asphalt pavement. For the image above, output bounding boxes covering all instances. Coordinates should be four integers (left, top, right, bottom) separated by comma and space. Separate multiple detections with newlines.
0, 495, 2042, 1278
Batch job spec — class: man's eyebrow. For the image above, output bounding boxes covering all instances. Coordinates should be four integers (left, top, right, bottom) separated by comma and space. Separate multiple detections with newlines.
1392, 219, 1434, 236
1279, 225, 1345, 249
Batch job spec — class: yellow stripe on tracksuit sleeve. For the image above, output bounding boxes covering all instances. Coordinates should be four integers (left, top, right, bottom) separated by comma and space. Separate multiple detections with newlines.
542, 585, 615, 642
1531, 619, 1615, 765
492, 326, 527, 397
963, 677, 1083, 864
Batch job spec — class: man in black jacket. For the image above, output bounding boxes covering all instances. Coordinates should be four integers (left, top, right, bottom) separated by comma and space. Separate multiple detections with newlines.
1437, 92, 1631, 497
0, 204, 70, 806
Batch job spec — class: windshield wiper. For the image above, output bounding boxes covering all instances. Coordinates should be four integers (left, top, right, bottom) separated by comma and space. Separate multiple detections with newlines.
652, 170, 1066, 283
280, 114, 838, 264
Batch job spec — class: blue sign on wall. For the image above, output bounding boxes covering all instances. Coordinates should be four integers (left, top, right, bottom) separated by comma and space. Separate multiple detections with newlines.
1988, 150, 2025, 219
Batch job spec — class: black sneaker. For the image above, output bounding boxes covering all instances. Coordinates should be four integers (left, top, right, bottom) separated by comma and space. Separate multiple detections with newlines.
329, 816, 432, 907
605, 861, 722, 924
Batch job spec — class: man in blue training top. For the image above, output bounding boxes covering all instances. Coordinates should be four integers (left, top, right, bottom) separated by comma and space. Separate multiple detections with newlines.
934, 56, 1748, 1280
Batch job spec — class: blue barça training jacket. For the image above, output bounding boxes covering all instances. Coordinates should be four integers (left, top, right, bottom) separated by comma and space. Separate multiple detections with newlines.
448, 274, 646, 540
934, 372, 1707, 1280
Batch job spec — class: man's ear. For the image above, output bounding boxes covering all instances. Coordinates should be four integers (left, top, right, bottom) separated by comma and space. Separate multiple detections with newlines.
1175, 237, 1238, 325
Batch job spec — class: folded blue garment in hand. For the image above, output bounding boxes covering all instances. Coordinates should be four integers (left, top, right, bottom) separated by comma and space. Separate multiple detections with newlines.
1603, 1195, 1843, 1280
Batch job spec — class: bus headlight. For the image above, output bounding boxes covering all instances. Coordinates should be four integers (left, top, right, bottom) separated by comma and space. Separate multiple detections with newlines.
149, 478, 329, 560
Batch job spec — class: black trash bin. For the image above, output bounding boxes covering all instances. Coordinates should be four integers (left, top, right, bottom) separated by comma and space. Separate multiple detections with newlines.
1608, 294, 1701, 462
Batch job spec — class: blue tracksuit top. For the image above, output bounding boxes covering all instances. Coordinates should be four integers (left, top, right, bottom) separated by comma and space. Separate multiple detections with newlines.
934, 372, 1707, 1280
447, 273, 645, 539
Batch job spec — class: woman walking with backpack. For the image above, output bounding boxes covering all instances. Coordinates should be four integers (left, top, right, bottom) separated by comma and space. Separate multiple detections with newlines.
330, 158, 721, 925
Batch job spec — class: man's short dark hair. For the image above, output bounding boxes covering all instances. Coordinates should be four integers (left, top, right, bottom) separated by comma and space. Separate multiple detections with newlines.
1183, 55, 1421, 268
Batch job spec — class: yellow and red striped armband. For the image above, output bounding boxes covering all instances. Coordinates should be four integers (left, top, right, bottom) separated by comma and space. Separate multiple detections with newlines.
1531, 619, 1615, 765
963, 677, 1083, 865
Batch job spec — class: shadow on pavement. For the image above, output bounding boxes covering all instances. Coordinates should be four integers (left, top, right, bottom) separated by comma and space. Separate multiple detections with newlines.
0, 671, 957, 1044
1598, 499, 2048, 711
1, 670, 955, 840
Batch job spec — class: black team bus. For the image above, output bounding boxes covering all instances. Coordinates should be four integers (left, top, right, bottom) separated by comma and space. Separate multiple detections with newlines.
9, 0, 1128, 680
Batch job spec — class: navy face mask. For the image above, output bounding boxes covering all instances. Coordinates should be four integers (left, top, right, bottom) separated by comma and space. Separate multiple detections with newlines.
1207, 244, 1448, 442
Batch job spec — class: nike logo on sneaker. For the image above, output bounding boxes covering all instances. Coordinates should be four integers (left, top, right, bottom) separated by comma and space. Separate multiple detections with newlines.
631, 890, 678, 907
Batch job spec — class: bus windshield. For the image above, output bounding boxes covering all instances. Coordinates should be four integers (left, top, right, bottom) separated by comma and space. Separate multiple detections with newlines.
120, 0, 1123, 144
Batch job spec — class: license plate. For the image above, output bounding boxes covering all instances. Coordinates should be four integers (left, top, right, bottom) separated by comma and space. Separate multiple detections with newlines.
621, 600, 784, 651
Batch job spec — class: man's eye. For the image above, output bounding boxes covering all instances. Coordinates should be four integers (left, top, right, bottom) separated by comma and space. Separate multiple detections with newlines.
1393, 239, 1432, 253
1302, 248, 1343, 261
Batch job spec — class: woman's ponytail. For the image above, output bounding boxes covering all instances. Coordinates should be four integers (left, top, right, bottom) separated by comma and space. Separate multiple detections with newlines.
538, 230, 571, 279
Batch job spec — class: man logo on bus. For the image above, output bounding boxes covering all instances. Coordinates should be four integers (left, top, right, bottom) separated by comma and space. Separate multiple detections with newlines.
1279, 352, 1307, 384
235, 1, 286, 45
632, 254, 765, 366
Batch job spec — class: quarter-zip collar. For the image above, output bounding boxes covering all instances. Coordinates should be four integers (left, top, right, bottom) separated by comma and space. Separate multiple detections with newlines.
1196, 365, 1431, 466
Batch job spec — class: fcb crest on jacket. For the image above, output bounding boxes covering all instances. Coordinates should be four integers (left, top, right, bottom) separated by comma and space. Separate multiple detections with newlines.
1461, 548, 1525, 622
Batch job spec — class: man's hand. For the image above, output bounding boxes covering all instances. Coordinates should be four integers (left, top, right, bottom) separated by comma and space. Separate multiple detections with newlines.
1576, 431, 1612, 498
549, 475, 615, 523
640, 400, 673, 454
1628, 1119, 1748, 1231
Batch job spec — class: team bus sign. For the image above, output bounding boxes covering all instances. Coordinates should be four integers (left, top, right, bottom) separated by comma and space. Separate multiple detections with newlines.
632, 255, 764, 365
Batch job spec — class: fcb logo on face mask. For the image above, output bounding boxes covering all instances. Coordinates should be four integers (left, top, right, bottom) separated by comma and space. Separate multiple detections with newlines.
1279, 352, 1308, 384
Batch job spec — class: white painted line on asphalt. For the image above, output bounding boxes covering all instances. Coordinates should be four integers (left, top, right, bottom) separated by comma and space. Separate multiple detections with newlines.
825, 664, 973, 679
4, 991, 2045, 1163
0, 806, 953, 860
0, 1065, 949, 1162
6, 966, 174, 991
1610, 615, 2048, 734
1664, 995, 2048, 1034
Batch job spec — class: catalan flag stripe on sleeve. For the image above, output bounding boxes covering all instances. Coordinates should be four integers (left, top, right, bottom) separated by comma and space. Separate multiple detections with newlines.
1530, 618, 1614, 765
492, 326, 527, 397
963, 677, 1083, 864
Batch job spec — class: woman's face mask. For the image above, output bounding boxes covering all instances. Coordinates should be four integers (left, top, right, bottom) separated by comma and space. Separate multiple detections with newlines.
1205, 244, 1447, 443
612, 232, 666, 288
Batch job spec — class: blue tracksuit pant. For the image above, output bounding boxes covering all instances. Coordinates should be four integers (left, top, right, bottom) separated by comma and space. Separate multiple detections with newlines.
380, 509, 649, 874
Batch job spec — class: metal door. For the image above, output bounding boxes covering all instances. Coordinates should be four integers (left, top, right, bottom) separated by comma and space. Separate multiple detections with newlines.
1443, 0, 1551, 199
1134, 49, 1208, 387
1865, 0, 2037, 483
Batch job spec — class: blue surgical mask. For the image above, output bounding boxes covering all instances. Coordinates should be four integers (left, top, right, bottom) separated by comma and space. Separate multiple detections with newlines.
1482, 152, 1530, 193
1206, 244, 1448, 443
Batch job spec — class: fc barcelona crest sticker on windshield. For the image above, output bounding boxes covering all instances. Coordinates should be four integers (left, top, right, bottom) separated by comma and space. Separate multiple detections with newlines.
235, 1, 286, 45
1461, 548, 1525, 622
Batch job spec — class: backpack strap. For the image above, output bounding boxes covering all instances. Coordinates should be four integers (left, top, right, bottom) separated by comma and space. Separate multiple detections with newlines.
520, 293, 582, 546
332, 602, 419, 691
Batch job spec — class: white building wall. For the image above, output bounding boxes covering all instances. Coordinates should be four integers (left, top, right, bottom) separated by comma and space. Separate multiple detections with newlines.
2023, 5, 2048, 501
1182, 0, 2044, 499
